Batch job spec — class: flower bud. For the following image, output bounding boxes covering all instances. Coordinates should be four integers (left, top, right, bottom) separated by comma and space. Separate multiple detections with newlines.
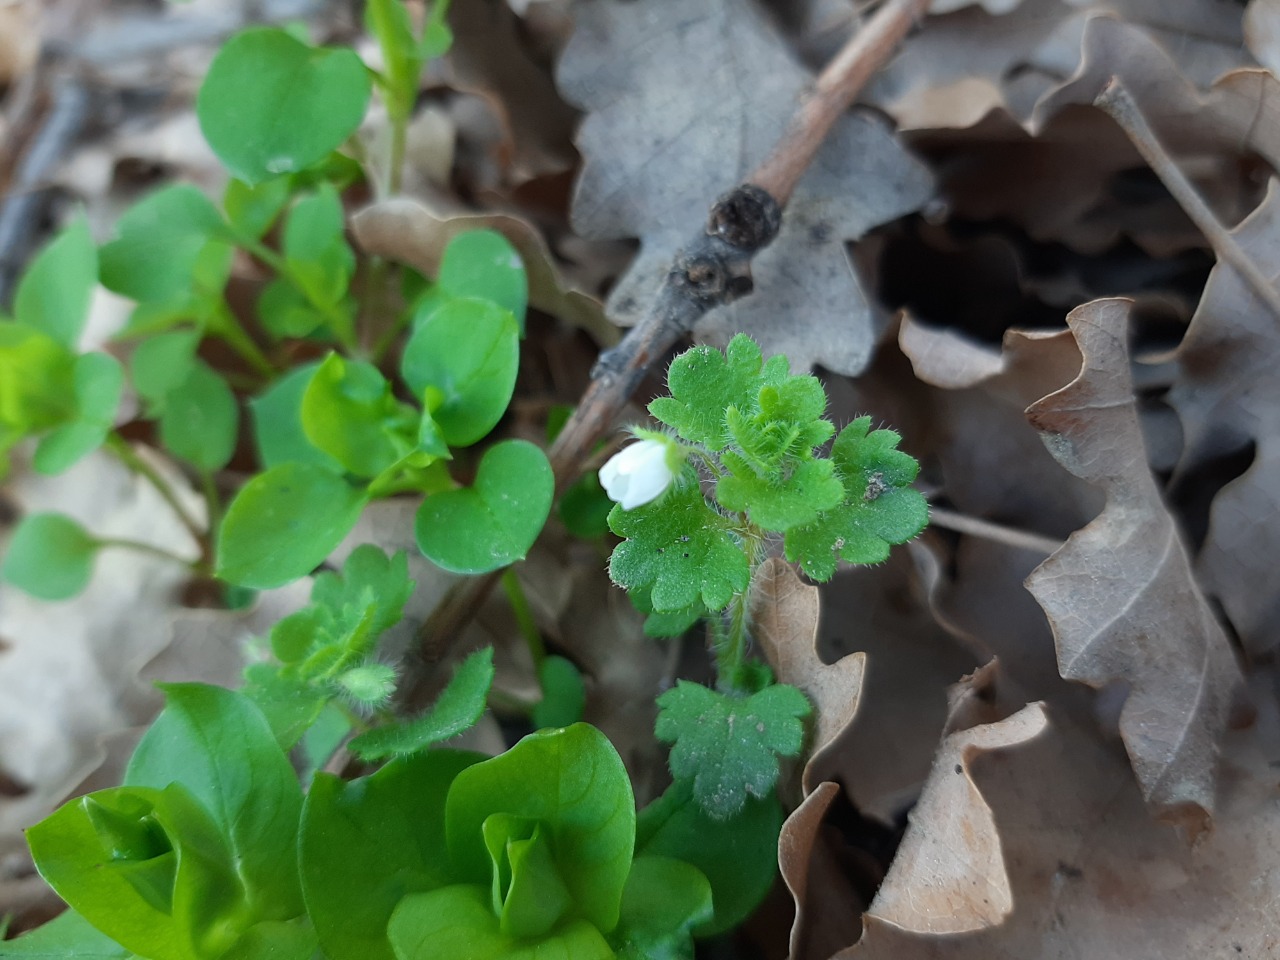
599, 438, 676, 510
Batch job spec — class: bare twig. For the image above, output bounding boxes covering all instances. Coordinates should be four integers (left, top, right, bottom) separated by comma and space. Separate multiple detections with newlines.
927, 506, 1063, 557
1095, 78, 1280, 322
409, 0, 929, 681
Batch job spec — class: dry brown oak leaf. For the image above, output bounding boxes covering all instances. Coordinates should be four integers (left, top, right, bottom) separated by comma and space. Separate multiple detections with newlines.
1024, 297, 1242, 832
1166, 180, 1280, 661
555, 0, 933, 375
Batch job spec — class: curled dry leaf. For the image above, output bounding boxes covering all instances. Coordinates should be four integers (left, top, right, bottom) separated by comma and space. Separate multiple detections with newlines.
866, 701, 1049, 936
1024, 298, 1242, 832
1245, 0, 1280, 74
845, 686, 1280, 959
750, 557, 866, 794
1167, 181, 1280, 659
555, 0, 933, 374
351, 197, 616, 345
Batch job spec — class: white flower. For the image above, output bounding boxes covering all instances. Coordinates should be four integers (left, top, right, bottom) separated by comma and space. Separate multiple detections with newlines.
599, 438, 675, 510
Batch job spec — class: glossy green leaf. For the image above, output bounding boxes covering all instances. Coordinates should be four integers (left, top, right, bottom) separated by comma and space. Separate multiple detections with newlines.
783, 417, 929, 581
249, 362, 343, 471
635, 779, 781, 936
531, 656, 586, 730
607, 477, 749, 613
446, 723, 635, 933
216, 462, 367, 588
99, 185, 230, 303
301, 353, 408, 477
220, 919, 316, 960
33, 352, 123, 475
0, 908, 133, 958
159, 361, 239, 472
400, 297, 519, 447
437, 231, 527, 332
130, 330, 201, 413
198, 28, 372, 184
482, 818, 571, 939
612, 855, 713, 960
126, 683, 305, 920
284, 184, 355, 310
655, 682, 810, 820
224, 177, 291, 239
349, 647, 494, 760
388, 884, 613, 960
26, 784, 242, 960
300, 750, 483, 960
14, 216, 97, 348
415, 440, 552, 574
1, 512, 97, 600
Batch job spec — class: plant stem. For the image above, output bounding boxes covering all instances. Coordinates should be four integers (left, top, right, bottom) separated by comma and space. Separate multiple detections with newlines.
199, 470, 222, 539
926, 505, 1062, 556
1094, 79, 1280, 322
210, 301, 276, 378
501, 568, 546, 668
714, 588, 752, 694
105, 433, 207, 551
95, 537, 200, 570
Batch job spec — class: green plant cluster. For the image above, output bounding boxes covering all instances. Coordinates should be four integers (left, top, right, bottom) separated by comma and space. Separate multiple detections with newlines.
0, 3, 930, 957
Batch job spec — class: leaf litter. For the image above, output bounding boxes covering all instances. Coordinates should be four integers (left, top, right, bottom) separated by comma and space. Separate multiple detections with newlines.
5, 0, 1280, 956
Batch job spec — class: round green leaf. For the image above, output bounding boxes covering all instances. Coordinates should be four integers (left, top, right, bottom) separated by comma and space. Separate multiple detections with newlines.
437, 231, 527, 332
14, 215, 97, 348
445, 723, 636, 934
216, 462, 367, 588
159, 361, 239, 472
1, 512, 98, 600
249, 362, 343, 471
532, 656, 586, 730
301, 353, 405, 478
198, 28, 372, 184
130, 329, 201, 412
415, 440, 551, 574
33, 352, 123, 475
400, 298, 519, 448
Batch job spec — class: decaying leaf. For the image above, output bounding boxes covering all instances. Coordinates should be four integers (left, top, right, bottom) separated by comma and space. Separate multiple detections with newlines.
351, 197, 616, 345
1025, 297, 1242, 831
1166, 181, 1280, 660
750, 557, 866, 793
556, 0, 933, 374
865, 701, 1048, 935
844, 687, 1280, 959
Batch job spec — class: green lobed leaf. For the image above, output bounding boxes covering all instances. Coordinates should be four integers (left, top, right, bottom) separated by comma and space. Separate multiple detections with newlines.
715, 455, 844, 532
197, 28, 372, 184
301, 353, 413, 477
388, 884, 612, 960
311, 544, 415, 640
648, 335, 786, 449
606, 477, 749, 613
635, 779, 781, 936
401, 297, 520, 448
654, 681, 810, 820
216, 462, 367, 588
13, 215, 97, 349
158, 361, 239, 472
99, 185, 230, 304
446, 723, 636, 933
126, 683, 305, 920
0, 908, 133, 958
437, 230, 527, 333
611, 855, 713, 960
628, 587, 705, 640
349, 647, 495, 760
300, 750, 484, 960
415, 440, 552, 574
249, 362, 343, 471
783, 417, 928, 581
32, 352, 124, 475
25, 783, 242, 960
531, 655, 586, 730
1, 512, 97, 600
